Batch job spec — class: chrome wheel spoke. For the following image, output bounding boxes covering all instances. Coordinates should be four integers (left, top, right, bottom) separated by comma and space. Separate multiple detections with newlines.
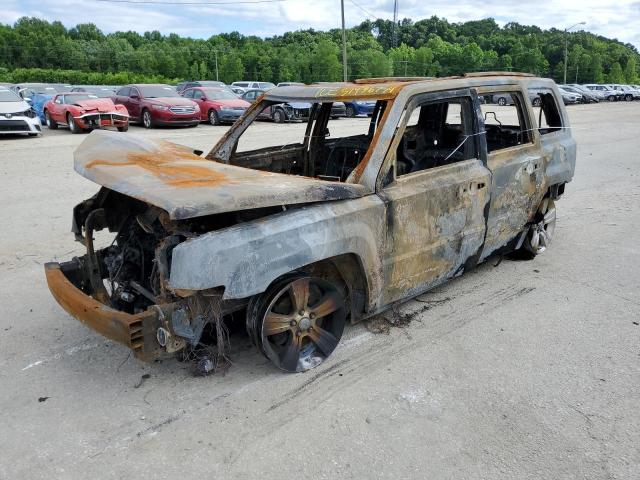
264, 312, 294, 336
310, 290, 342, 318
289, 278, 310, 312
530, 230, 540, 250
308, 327, 339, 356
543, 207, 556, 224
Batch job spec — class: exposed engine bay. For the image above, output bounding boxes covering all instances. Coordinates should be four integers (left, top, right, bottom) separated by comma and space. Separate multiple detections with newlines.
67, 187, 283, 372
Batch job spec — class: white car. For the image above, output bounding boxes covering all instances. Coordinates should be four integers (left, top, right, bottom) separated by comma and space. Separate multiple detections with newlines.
608, 84, 640, 101
232, 81, 276, 91
0, 88, 42, 136
583, 84, 623, 101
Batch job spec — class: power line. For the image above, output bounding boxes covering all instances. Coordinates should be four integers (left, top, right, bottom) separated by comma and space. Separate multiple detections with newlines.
347, 0, 376, 19
95, 0, 288, 4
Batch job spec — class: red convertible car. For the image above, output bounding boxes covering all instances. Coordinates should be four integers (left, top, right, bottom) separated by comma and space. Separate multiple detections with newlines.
44, 92, 129, 133
182, 87, 251, 124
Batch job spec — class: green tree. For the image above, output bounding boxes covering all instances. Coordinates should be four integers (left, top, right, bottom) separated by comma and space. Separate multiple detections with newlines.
607, 62, 625, 83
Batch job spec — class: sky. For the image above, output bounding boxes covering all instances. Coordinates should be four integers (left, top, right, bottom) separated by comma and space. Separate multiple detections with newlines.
1, 0, 639, 50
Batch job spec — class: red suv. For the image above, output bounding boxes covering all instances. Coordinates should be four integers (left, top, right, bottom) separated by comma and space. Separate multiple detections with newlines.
112, 84, 199, 128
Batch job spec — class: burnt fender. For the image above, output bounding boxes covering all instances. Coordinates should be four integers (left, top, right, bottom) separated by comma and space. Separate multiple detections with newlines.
169, 196, 385, 307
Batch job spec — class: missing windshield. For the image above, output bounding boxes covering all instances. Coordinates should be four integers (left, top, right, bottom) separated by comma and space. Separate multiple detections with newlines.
223, 99, 388, 182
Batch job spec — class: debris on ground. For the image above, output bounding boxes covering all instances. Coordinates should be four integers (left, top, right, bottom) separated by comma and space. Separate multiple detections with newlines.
134, 373, 151, 389
366, 297, 452, 334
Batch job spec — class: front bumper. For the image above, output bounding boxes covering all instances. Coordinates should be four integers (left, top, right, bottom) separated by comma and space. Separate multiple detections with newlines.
218, 109, 245, 122
0, 115, 42, 135
75, 112, 129, 129
45, 261, 174, 361
153, 109, 200, 126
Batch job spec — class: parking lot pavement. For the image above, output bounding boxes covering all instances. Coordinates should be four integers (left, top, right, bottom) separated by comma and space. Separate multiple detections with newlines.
1, 104, 639, 479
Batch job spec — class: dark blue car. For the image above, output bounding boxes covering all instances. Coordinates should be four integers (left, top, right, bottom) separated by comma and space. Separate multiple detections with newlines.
344, 100, 376, 117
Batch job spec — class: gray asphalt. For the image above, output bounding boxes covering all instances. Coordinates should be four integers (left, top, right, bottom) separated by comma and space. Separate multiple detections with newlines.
0, 104, 639, 479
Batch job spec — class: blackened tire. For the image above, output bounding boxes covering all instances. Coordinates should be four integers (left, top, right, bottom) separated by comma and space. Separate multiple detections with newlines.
345, 105, 356, 118
117, 124, 129, 132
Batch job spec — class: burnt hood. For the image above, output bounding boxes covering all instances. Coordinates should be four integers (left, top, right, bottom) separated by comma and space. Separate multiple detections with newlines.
74, 130, 370, 220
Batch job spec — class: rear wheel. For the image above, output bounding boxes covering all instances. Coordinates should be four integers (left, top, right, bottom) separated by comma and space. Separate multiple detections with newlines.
142, 109, 153, 129
625, 94, 633, 102
45, 110, 57, 129
247, 274, 347, 372
272, 108, 286, 123
607, 95, 616, 102
498, 97, 507, 106
532, 97, 541, 107
345, 105, 356, 118
67, 113, 81, 134
515, 198, 557, 259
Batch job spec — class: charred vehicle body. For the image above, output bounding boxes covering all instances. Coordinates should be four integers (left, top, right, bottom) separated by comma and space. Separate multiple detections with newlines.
46, 74, 576, 373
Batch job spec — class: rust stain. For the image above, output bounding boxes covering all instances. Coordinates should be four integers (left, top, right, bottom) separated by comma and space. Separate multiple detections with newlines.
86, 142, 228, 188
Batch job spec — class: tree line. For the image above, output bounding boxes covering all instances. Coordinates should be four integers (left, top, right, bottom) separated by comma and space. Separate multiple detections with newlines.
0, 16, 638, 85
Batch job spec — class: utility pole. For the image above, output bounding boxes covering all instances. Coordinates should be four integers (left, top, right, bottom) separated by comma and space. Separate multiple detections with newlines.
564, 21, 585, 84
341, 0, 348, 81
392, 0, 398, 48
214, 49, 219, 81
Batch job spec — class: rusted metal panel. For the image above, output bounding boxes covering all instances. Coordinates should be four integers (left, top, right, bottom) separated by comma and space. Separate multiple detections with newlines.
379, 159, 491, 305
74, 130, 370, 220
45, 262, 156, 358
169, 195, 386, 308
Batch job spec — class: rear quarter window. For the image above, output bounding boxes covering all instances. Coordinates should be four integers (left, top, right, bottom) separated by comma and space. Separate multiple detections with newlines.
529, 88, 563, 135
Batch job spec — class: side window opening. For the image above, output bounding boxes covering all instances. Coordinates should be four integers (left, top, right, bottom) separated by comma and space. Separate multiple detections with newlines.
396, 97, 477, 177
480, 92, 532, 152
531, 90, 563, 134
228, 99, 387, 182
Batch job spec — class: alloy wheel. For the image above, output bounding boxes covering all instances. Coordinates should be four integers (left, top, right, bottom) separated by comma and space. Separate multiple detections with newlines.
525, 198, 556, 255
250, 276, 346, 373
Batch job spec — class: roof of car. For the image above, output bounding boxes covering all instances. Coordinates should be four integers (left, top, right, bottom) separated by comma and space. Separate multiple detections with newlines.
264, 72, 552, 102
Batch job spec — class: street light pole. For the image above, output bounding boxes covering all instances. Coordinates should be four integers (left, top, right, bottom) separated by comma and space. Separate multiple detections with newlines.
341, 0, 348, 81
564, 21, 586, 84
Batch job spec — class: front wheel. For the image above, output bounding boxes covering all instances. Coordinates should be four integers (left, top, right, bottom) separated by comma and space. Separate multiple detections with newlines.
345, 105, 356, 118
625, 94, 633, 102
67, 113, 81, 134
142, 109, 153, 129
45, 110, 57, 129
532, 97, 541, 107
208, 109, 220, 125
117, 124, 129, 132
246, 275, 347, 372
498, 97, 507, 106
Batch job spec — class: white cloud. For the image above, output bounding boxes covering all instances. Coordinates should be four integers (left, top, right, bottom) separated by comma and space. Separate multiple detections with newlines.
0, 0, 638, 49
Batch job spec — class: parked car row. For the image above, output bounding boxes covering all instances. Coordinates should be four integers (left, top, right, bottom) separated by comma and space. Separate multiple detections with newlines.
3, 78, 639, 138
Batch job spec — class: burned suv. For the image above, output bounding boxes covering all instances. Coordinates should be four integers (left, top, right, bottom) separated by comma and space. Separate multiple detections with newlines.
45, 74, 576, 373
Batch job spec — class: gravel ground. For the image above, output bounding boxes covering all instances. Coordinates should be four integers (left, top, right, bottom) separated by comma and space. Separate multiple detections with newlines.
0, 104, 639, 479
